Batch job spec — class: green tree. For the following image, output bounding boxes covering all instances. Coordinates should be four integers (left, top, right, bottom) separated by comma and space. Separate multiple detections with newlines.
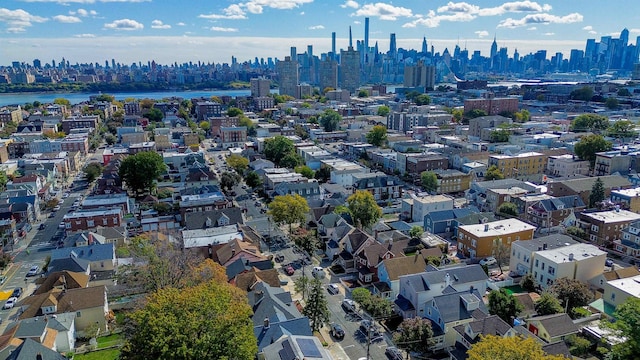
415, 94, 431, 105
264, 135, 296, 166
488, 289, 523, 324
294, 274, 311, 300
280, 152, 303, 168
570, 86, 594, 101
121, 267, 257, 360
618, 88, 631, 97
574, 134, 612, 167
607, 119, 638, 141
409, 226, 423, 239
268, 194, 310, 234
421, 171, 439, 193
565, 334, 592, 357
199, 121, 210, 131
105, 133, 117, 145
484, 165, 504, 181
451, 108, 464, 123
513, 109, 531, 123
377, 105, 390, 117
534, 292, 563, 316
366, 125, 388, 147
53, 98, 71, 106
589, 177, 605, 208
319, 109, 342, 132
245, 171, 262, 188
314, 166, 331, 182
0, 170, 7, 191
490, 129, 510, 143
468, 335, 566, 360
358, 90, 369, 98
145, 107, 164, 122
95, 93, 115, 102
238, 116, 256, 136
570, 114, 609, 133
351, 288, 371, 307
294, 165, 315, 179
608, 297, 640, 359
548, 277, 592, 312
226, 154, 249, 174
220, 171, 241, 191
605, 97, 619, 109
119, 152, 166, 196
83, 162, 104, 183
497, 202, 518, 216
466, 109, 488, 119
393, 317, 434, 355
347, 190, 382, 229
492, 239, 510, 274
303, 278, 331, 332
520, 273, 537, 292
350, 288, 392, 319
227, 107, 243, 117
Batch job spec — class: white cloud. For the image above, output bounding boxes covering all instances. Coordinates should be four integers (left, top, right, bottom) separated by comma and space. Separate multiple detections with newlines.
74, 33, 95, 37
199, 4, 247, 20
353, 2, 413, 21
475, 30, 489, 38
629, 28, 640, 35
76, 9, 88, 16
403, 10, 474, 28
582, 25, 593, 31
104, 18, 144, 31
341, 0, 359, 9
53, 15, 81, 23
436, 1, 552, 16
588, 30, 596, 35
300, 11, 304, 15
176, 22, 186, 26
526, 26, 537, 30
210, 26, 238, 32
242, 0, 313, 14
151, 19, 171, 29
543, 32, 554, 36
353, 20, 361, 24
0, 8, 47, 33
308, 25, 324, 30
498, 12, 583, 28
20, 0, 150, 3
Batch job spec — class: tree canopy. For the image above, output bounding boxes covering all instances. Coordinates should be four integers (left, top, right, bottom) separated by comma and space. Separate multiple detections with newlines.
83, 162, 103, 183
393, 317, 434, 355
366, 125, 388, 147
146, 108, 164, 122
119, 152, 166, 196
589, 177, 605, 208
534, 292, 563, 316
548, 277, 592, 312
488, 289, 523, 324
421, 171, 438, 193
570, 86, 594, 101
294, 165, 315, 179
485, 165, 505, 181
351, 288, 393, 319
570, 114, 609, 133
490, 129, 510, 143
268, 194, 310, 234
609, 297, 640, 359
377, 105, 390, 117
468, 335, 566, 360
264, 135, 296, 166
607, 119, 638, 141
227, 107, 243, 117
244, 171, 262, 188
347, 190, 382, 229
220, 171, 241, 191
466, 109, 488, 119
415, 94, 431, 105
120, 261, 257, 360
409, 225, 423, 239
319, 109, 342, 132
303, 278, 331, 332
226, 154, 249, 174
497, 202, 518, 217
574, 134, 613, 167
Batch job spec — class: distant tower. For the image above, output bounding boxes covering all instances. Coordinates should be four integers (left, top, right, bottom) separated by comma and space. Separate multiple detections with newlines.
421, 37, 427, 54
290, 47, 297, 60
331, 32, 336, 60
621, 28, 630, 46
276, 56, 299, 98
33, 59, 41, 69
349, 26, 353, 48
490, 35, 498, 59
389, 33, 397, 58
340, 27, 360, 94
364, 17, 370, 63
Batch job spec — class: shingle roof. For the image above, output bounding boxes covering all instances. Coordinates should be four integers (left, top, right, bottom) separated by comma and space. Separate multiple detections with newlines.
557, 175, 631, 193
184, 208, 244, 230
234, 268, 281, 291
528, 313, 578, 338
380, 253, 427, 281
50, 243, 114, 263
34, 271, 89, 295
19, 286, 106, 320
433, 289, 488, 325
5, 338, 66, 360
603, 266, 640, 281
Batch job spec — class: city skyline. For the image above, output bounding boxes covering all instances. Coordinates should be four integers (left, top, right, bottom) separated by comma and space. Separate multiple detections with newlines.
1, 0, 640, 65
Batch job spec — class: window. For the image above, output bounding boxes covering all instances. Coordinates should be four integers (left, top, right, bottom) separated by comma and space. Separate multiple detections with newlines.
541, 263, 545, 270
76, 311, 81, 317
548, 266, 555, 275
103, 218, 108, 225
87, 220, 94, 227
535, 259, 539, 268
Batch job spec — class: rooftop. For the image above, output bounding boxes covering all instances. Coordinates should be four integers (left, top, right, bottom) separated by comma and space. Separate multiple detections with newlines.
63, 208, 121, 219
611, 187, 640, 198
607, 275, 640, 297
512, 234, 577, 252
581, 209, 640, 223
536, 243, 606, 264
459, 218, 536, 238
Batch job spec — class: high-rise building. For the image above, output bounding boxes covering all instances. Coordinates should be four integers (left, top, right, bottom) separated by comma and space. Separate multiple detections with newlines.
33, 59, 41, 69
319, 58, 338, 92
276, 56, 299, 98
364, 17, 370, 64
250, 77, 271, 97
403, 60, 435, 90
331, 32, 336, 60
340, 44, 360, 94
389, 33, 397, 58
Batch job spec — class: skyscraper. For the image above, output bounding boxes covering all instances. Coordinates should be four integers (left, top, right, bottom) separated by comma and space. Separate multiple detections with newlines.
331, 32, 336, 60
403, 60, 435, 90
389, 33, 397, 58
319, 58, 338, 92
276, 56, 298, 98
340, 37, 360, 94
364, 17, 370, 64
250, 77, 271, 97
421, 37, 427, 54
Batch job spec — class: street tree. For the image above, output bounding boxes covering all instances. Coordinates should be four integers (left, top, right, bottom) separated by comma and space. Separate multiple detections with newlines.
119, 152, 166, 196
226, 154, 249, 174
608, 297, 640, 359
421, 171, 438, 193
491, 239, 510, 274
220, 171, 241, 191
268, 194, 310, 234
468, 335, 566, 360
607, 119, 638, 141
294, 274, 311, 300
497, 202, 518, 216
589, 177, 605, 208
393, 317, 434, 355
199, 121, 210, 132
490, 129, 510, 143
535, 292, 563, 316
488, 288, 523, 324
347, 190, 382, 229
574, 134, 612, 167
83, 162, 104, 183
605, 97, 619, 110
548, 278, 592, 313
146, 108, 164, 122
350, 288, 392, 319
570, 114, 609, 133
227, 107, 243, 117
319, 109, 342, 132
377, 105, 390, 117
245, 171, 262, 188
513, 109, 531, 123
121, 266, 257, 360
303, 278, 330, 332
485, 165, 505, 181
409, 226, 423, 239
294, 165, 315, 179
415, 94, 431, 105
314, 166, 331, 182
358, 90, 369, 98
366, 125, 387, 147
264, 135, 296, 166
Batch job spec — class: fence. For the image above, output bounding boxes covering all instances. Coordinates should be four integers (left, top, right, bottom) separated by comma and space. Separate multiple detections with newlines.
486, 278, 515, 291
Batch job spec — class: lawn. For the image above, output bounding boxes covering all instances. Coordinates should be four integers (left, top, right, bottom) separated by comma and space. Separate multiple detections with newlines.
97, 333, 123, 349
74, 349, 120, 360
504, 285, 526, 295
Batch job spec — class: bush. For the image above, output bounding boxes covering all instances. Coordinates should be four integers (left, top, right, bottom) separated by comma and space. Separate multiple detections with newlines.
570, 307, 591, 319
566, 334, 592, 357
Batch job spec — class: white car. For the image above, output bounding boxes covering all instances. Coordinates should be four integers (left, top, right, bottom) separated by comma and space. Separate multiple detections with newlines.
327, 284, 340, 295
52, 205, 61, 212
58, 222, 66, 229
479, 257, 497, 266
26, 265, 40, 277
3, 297, 17, 310
62, 193, 70, 198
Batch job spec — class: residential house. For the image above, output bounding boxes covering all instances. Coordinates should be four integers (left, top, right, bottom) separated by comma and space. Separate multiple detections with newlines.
213, 238, 268, 268
615, 219, 640, 259
578, 209, 640, 248
62, 208, 123, 232
546, 154, 590, 177
601, 274, 640, 309
49, 244, 116, 273
432, 169, 472, 194
333, 229, 375, 273
18, 286, 109, 337
457, 218, 536, 259
1, 314, 76, 353
547, 175, 632, 208
488, 152, 548, 181
1, 338, 67, 360
273, 180, 322, 200
375, 251, 437, 299
509, 235, 578, 277
450, 315, 518, 360
468, 115, 512, 138
179, 187, 231, 220
317, 214, 354, 260
80, 193, 131, 214
34, 271, 89, 295
424, 208, 475, 236
466, 178, 540, 210
593, 150, 634, 176
526, 314, 578, 343
589, 265, 640, 292
184, 208, 244, 230
485, 187, 530, 213
395, 265, 488, 319
259, 335, 332, 360
182, 225, 243, 254
402, 194, 454, 223
351, 172, 401, 200
610, 187, 640, 213
525, 195, 586, 229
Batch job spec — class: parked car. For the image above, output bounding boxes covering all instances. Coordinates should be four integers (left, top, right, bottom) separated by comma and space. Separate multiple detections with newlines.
341, 299, 356, 313
0, 276, 5, 285
11, 287, 22, 298
274, 254, 285, 263
385, 347, 403, 360
3, 297, 17, 310
605, 258, 614, 267
62, 193, 70, 198
285, 266, 295, 275
479, 256, 497, 266
327, 284, 340, 295
58, 222, 65, 229
48, 212, 56, 218
38, 223, 46, 230
52, 205, 61, 212
330, 323, 345, 339
26, 265, 40, 277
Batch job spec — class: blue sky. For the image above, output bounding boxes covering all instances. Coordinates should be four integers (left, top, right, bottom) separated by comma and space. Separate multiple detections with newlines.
1, 0, 640, 65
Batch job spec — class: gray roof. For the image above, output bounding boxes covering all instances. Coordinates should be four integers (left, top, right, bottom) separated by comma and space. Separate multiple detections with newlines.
47, 256, 90, 274
5, 338, 67, 360
528, 313, 578, 338
512, 234, 577, 252
537, 195, 585, 211
404, 264, 488, 293
184, 208, 244, 230
432, 289, 488, 325
474, 179, 538, 193
556, 175, 631, 193
249, 282, 301, 327
254, 317, 313, 351
455, 212, 498, 226
51, 243, 114, 263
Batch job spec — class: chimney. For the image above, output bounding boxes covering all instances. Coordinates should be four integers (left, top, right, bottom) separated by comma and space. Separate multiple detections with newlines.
568, 253, 574, 261
254, 290, 264, 304
263, 317, 270, 329
543, 243, 547, 250
484, 224, 489, 232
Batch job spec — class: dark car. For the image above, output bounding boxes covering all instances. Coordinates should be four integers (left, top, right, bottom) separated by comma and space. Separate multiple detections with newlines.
385, 347, 403, 360
330, 323, 345, 339
38, 223, 46, 230
11, 287, 23, 298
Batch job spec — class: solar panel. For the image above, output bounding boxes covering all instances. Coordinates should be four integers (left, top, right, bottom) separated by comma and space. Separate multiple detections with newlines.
296, 338, 322, 358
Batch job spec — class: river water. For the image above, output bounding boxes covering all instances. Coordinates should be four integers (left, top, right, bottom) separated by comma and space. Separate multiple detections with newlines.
0, 89, 258, 107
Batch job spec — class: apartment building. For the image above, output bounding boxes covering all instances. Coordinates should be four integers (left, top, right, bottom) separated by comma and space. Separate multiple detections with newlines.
547, 175, 632, 207
457, 218, 536, 258
468, 115, 512, 138
488, 152, 547, 179
351, 172, 401, 200
610, 187, 640, 213
220, 126, 247, 149
402, 194, 454, 223
593, 150, 634, 176
615, 219, 640, 259
61, 116, 99, 134
546, 154, 590, 177
464, 96, 519, 116
195, 101, 222, 121
63, 208, 123, 231
579, 209, 640, 247
432, 169, 472, 194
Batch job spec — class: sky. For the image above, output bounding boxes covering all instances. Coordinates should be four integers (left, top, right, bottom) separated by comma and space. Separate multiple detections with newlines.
1, 0, 640, 66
